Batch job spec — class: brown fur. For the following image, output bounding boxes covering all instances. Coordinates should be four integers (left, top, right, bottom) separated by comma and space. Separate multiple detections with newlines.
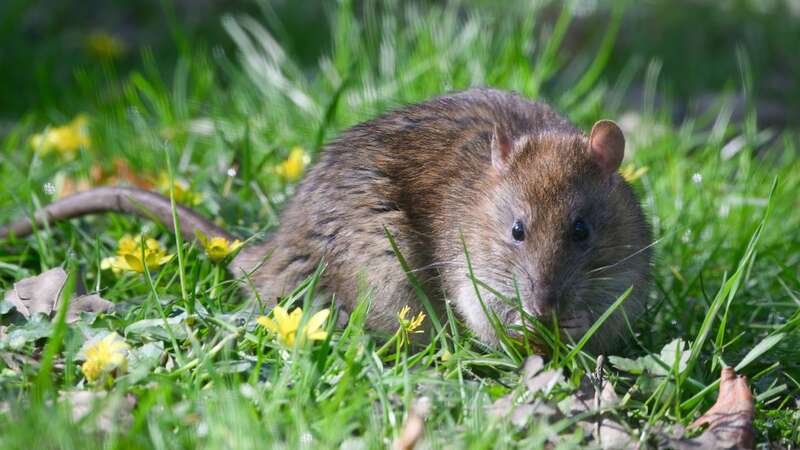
1, 88, 652, 353
232, 88, 652, 352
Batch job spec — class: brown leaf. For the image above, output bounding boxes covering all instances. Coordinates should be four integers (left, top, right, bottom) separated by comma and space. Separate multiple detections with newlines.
525, 368, 563, 396
4, 268, 67, 318
61, 390, 136, 433
668, 367, 755, 450
565, 359, 636, 450
4, 269, 113, 323
393, 397, 431, 450
509, 402, 558, 427
594, 381, 634, 450
107, 158, 155, 190
489, 357, 562, 426
64, 294, 114, 324
560, 376, 595, 417
488, 394, 514, 418
522, 355, 544, 379
58, 158, 154, 198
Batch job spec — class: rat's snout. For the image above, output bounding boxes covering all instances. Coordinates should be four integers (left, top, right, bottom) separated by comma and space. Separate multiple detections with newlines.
531, 282, 560, 320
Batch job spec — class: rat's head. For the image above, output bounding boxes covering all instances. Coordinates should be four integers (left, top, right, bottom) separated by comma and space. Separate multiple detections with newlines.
455, 120, 652, 353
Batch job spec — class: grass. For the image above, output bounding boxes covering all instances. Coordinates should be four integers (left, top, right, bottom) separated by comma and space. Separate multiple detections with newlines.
1, 1, 799, 448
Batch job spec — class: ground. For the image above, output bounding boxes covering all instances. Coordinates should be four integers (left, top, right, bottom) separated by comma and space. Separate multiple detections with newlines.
0, 1, 798, 448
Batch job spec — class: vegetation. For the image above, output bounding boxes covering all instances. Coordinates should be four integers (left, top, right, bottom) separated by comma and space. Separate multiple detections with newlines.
0, 1, 798, 447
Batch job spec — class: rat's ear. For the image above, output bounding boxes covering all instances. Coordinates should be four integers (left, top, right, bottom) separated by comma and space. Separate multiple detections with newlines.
588, 120, 625, 178
491, 125, 514, 174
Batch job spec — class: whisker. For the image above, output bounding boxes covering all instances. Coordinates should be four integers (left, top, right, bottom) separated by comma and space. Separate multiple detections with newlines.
587, 238, 661, 275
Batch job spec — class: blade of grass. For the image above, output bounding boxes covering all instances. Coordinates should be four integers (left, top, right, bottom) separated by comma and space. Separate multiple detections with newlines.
33, 262, 75, 401
681, 178, 776, 390
383, 226, 444, 337
562, 286, 632, 365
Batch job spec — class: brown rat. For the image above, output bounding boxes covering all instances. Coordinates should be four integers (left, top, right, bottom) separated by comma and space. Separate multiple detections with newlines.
0, 88, 652, 353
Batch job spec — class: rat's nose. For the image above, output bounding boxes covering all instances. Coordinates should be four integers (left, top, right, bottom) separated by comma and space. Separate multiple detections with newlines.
533, 284, 559, 320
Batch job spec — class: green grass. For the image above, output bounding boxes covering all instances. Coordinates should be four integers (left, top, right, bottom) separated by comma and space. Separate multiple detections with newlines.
1, 1, 799, 448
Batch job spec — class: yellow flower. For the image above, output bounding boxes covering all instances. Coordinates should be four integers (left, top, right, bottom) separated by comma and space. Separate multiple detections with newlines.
398, 305, 425, 334
157, 173, 203, 206
620, 163, 649, 183
101, 234, 173, 274
396, 305, 425, 348
256, 306, 330, 346
195, 230, 243, 263
30, 115, 91, 160
81, 333, 129, 383
84, 31, 125, 60
275, 146, 310, 182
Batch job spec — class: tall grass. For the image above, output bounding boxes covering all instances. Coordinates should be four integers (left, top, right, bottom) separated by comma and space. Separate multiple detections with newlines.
0, 1, 798, 447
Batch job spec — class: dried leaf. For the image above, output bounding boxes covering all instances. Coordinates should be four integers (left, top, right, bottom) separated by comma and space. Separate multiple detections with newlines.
509, 401, 557, 427
3, 269, 114, 324
488, 395, 514, 418
59, 158, 155, 198
563, 364, 636, 450
560, 377, 595, 417
61, 390, 136, 433
525, 368, 562, 396
393, 397, 430, 450
594, 382, 634, 450
668, 368, 755, 450
522, 355, 544, 379
64, 294, 114, 324
5, 268, 67, 318
489, 358, 562, 426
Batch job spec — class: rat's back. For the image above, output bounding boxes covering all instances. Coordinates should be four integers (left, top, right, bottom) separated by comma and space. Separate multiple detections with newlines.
234, 88, 581, 331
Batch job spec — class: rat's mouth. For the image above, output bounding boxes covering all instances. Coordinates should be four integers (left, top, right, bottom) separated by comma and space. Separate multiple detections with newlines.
506, 311, 589, 342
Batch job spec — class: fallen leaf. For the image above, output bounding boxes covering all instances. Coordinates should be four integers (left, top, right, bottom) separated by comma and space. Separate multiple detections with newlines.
564, 358, 636, 449
522, 355, 544, 379
61, 390, 136, 433
525, 368, 563, 397
59, 158, 155, 198
559, 377, 595, 417
667, 367, 755, 450
488, 394, 514, 418
64, 294, 114, 324
393, 397, 431, 450
594, 381, 634, 450
489, 356, 562, 424
4, 268, 67, 318
509, 401, 557, 427
3, 269, 114, 324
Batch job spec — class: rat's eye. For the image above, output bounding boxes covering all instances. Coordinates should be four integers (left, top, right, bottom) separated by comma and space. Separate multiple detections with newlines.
572, 218, 590, 242
511, 220, 525, 242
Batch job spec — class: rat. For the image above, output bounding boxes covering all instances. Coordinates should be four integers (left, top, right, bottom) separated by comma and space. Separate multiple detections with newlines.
0, 88, 652, 353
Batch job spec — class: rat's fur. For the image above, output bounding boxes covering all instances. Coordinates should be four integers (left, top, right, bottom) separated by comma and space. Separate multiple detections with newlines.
2, 88, 652, 353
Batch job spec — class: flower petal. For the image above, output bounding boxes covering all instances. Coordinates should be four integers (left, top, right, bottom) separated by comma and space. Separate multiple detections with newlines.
122, 254, 143, 272
286, 308, 303, 333
306, 330, 328, 341
305, 309, 330, 334
256, 316, 279, 333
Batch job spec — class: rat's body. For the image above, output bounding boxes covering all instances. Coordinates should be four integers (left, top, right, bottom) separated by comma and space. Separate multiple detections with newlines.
1, 88, 652, 352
